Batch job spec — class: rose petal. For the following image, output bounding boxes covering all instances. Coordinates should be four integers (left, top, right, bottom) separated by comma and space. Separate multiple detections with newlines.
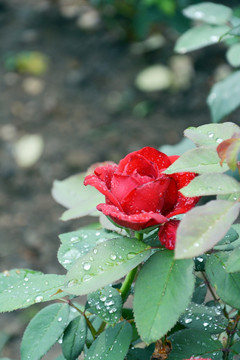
84, 173, 122, 209
110, 174, 141, 202
94, 164, 118, 189
170, 171, 197, 190
118, 153, 158, 177
97, 203, 168, 231
164, 171, 199, 217
168, 155, 179, 164
166, 193, 200, 218
138, 147, 171, 171
160, 177, 178, 215
158, 219, 180, 250
121, 176, 171, 215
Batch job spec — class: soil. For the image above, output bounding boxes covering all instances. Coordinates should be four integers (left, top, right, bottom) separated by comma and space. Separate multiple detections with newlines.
0, 1, 239, 359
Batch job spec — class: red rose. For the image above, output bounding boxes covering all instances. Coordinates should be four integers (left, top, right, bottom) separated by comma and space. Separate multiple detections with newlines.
84, 147, 199, 231
158, 219, 180, 250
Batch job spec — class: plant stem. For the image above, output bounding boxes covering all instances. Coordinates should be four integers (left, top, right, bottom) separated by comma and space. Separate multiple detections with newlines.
135, 231, 143, 241
96, 320, 106, 336
202, 271, 219, 302
120, 267, 138, 303
223, 312, 240, 360
67, 299, 97, 340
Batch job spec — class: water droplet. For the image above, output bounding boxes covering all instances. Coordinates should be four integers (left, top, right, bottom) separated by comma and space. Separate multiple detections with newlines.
71, 236, 79, 242
83, 275, 92, 282
34, 295, 43, 303
203, 322, 209, 327
83, 262, 91, 271
105, 300, 114, 306
210, 35, 219, 43
216, 137, 223, 144
58, 317, 62, 322
100, 295, 107, 302
109, 307, 117, 314
208, 132, 214, 138
93, 248, 98, 254
127, 252, 136, 259
110, 254, 117, 260
67, 279, 78, 287
184, 318, 192, 324
96, 232, 101, 236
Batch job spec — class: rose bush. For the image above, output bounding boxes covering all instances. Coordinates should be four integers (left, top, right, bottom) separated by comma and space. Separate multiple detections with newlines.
84, 146, 199, 231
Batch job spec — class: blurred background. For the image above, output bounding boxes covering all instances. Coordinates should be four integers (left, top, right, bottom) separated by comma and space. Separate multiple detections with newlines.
0, 0, 240, 358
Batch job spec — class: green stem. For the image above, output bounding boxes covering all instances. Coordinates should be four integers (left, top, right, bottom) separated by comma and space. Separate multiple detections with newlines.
120, 267, 138, 303
223, 312, 240, 360
96, 321, 107, 336
67, 299, 97, 340
202, 272, 219, 303
135, 231, 143, 241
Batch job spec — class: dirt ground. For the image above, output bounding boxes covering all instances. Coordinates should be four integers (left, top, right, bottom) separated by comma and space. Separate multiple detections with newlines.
0, 1, 239, 359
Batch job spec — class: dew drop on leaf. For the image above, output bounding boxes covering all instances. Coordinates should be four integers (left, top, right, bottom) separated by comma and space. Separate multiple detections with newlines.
34, 295, 43, 303
83, 262, 91, 271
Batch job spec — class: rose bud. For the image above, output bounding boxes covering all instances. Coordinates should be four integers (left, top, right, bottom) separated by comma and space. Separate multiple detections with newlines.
158, 219, 180, 250
84, 147, 199, 231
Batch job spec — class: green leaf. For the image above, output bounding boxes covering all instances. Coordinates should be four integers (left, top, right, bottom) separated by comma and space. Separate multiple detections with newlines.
58, 229, 114, 270
85, 321, 132, 360
62, 315, 86, 360
52, 173, 104, 219
164, 146, 229, 174
229, 24, 240, 36
191, 277, 207, 304
180, 173, 240, 197
159, 137, 195, 156
63, 237, 151, 296
127, 348, 153, 360
87, 285, 122, 325
218, 192, 240, 202
226, 43, 240, 67
179, 302, 227, 334
175, 200, 240, 259
175, 25, 229, 54
183, 2, 232, 25
206, 252, 240, 309
0, 269, 41, 291
214, 226, 239, 251
133, 250, 194, 344
21, 303, 70, 360
230, 340, 240, 357
207, 71, 240, 123
184, 122, 240, 147
0, 271, 66, 313
226, 247, 240, 273
168, 329, 222, 359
